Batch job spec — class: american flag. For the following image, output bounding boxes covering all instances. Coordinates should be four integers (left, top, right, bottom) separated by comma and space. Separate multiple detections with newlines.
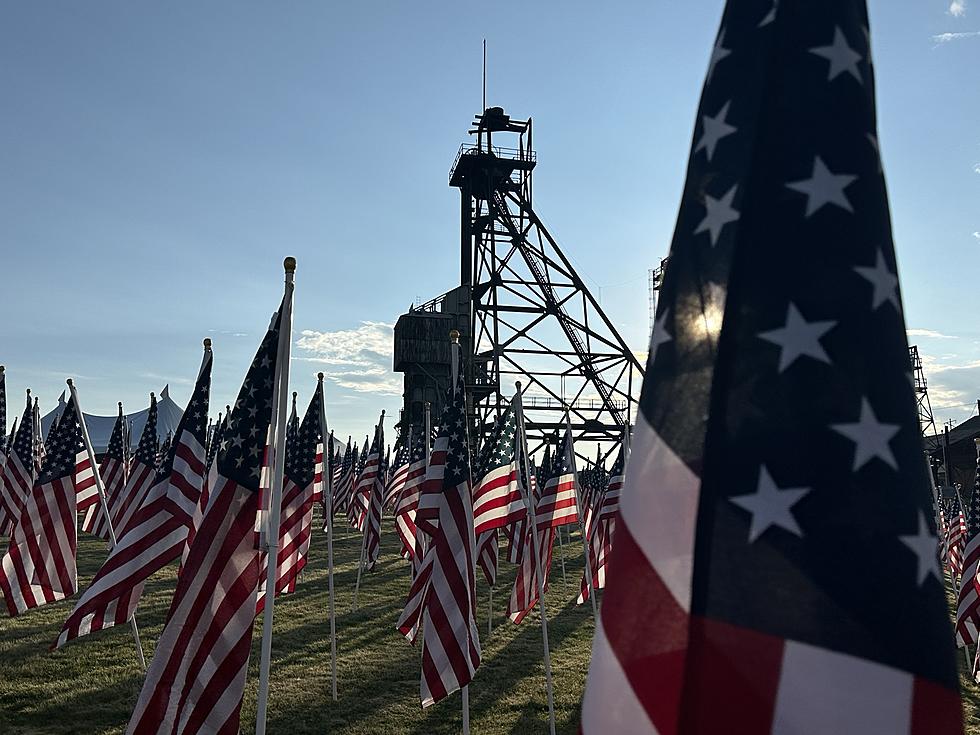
205, 409, 226, 470
256, 385, 321, 612
955, 442, 980, 646
396, 367, 481, 707
0, 394, 81, 615
0, 392, 36, 536
393, 430, 429, 565
383, 437, 411, 511
535, 427, 579, 530
353, 420, 385, 572
472, 404, 524, 535
56, 348, 212, 649
109, 396, 159, 536
0, 366, 7, 469
578, 445, 624, 605
80, 405, 128, 539
334, 437, 355, 517
582, 2, 962, 732
945, 496, 967, 581
126, 305, 284, 735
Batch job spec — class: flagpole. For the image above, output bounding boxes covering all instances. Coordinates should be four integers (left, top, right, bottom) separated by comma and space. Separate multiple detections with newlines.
255, 256, 296, 735
514, 383, 556, 735
67, 379, 146, 671
564, 411, 599, 622
317, 378, 339, 701
353, 412, 384, 610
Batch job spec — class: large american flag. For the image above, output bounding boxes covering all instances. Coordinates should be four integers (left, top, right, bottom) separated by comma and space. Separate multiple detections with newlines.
126, 307, 283, 735
955, 442, 980, 646
535, 427, 579, 531
0, 394, 81, 615
56, 348, 212, 649
472, 404, 524, 535
582, 2, 962, 732
578, 445, 624, 606
353, 421, 385, 572
0, 392, 36, 536
256, 384, 321, 612
393, 430, 429, 566
80, 406, 128, 539
396, 368, 481, 707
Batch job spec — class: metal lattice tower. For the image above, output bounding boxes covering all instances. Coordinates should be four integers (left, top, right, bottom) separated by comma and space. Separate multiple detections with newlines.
910, 345, 938, 447
448, 107, 643, 458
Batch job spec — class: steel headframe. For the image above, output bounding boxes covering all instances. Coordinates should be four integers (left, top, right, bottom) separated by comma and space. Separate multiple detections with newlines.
450, 107, 643, 462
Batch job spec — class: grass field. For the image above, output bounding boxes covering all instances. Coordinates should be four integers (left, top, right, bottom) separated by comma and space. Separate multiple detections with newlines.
0, 517, 595, 734
3, 518, 980, 734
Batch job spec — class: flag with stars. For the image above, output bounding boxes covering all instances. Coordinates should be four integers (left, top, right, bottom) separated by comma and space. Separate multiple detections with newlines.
955, 442, 980, 647
582, 2, 962, 733
56, 347, 212, 649
80, 405, 129, 539
109, 395, 160, 536
0, 395, 81, 615
383, 437, 412, 511
535, 427, 579, 531
0, 367, 7, 467
396, 366, 481, 706
578, 444, 625, 606
0, 392, 36, 536
472, 403, 524, 535
256, 384, 322, 612
945, 495, 967, 582
127, 306, 285, 735
333, 437, 355, 517
353, 419, 385, 572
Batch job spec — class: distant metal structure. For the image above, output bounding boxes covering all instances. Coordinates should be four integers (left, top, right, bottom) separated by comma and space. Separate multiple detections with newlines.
649, 257, 669, 336
394, 107, 643, 460
910, 344, 938, 451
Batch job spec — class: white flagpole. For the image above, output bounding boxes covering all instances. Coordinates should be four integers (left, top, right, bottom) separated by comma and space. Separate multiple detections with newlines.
564, 411, 599, 623
514, 383, 556, 735
67, 379, 146, 671
353, 412, 384, 610
317, 377, 339, 701
255, 257, 296, 735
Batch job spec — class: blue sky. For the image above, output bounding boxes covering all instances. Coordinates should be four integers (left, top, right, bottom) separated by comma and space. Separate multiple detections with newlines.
1, 1, 978, 441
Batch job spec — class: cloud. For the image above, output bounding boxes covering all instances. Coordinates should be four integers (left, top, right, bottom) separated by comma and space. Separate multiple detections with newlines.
974, 164, 980, 174
294, 322, 402, 396
931, 30, 980, 43
907, 328, 959, 340
974, 231, 980, 240
950, 0, 967, 16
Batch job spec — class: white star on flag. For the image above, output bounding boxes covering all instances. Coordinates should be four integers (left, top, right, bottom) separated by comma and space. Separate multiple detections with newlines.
730, 465, 810, 543
649, 309, 672, 362
694, 184, 740, 246
757, 303, 836, 372
899, 511, 941, 586
831, 397, 900, 471
785, 156, 857, 217
706, 28, 731, 83
854, 249, 900, 311
809, 26, 863, 83
694, 101, 737, 162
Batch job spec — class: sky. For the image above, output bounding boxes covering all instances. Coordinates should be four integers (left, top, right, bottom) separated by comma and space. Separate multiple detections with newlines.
1, 1, 978, 442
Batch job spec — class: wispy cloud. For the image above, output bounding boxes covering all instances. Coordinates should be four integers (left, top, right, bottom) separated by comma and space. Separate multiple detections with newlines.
949, 0, 967, 17
974, 231, 980, 241
293, 322, 401, 396
907, 328, 959, 340
932, 30, 980, 43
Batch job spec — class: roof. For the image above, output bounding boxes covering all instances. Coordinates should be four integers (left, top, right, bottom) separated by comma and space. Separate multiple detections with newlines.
41, 385, 183, 455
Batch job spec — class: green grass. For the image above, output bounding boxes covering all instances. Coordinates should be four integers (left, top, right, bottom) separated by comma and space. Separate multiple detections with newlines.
4, 521, 980, 733
0, 518, 595, 734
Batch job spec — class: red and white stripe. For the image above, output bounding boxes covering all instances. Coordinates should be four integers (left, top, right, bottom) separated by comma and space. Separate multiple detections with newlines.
256, 474, 315, 613
472, 461, 523, 536
536, 470, 579, 530
0, 448, 33, 536
384, 456, 411, 512
125, 475, 262, 735
81, 455, 127, 539
0, 472, 77, 615
507, 523, 555, 624
56, 433, 207, 648
394, 456, 427, 562
312, 440, 324, 505
73, 450, 99, 513
946, 507, 967, 580
577, 467, 623, 605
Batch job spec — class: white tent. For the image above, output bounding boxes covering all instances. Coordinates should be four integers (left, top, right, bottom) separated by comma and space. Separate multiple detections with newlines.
41, 385, 183, 455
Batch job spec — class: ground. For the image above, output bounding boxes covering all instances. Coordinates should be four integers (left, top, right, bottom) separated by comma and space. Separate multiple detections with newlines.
2, 521, 979, 734
0, 518, 594, 734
